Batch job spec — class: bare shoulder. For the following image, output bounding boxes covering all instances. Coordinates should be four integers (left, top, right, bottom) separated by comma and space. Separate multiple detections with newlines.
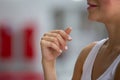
79, 41, 97, 63
72, 41, 97, 80
114, 62, 120, 80
81, 41, 97, 54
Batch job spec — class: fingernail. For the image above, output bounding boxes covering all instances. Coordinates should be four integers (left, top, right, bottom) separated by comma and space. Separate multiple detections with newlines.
68, 36, 72, 40
65, 46, 68, 50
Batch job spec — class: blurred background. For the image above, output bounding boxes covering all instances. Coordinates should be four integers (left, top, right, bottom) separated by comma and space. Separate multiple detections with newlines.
0, 0, 107, 80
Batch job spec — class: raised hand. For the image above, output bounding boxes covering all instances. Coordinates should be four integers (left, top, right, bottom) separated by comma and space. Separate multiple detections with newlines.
40, 27, 72, 61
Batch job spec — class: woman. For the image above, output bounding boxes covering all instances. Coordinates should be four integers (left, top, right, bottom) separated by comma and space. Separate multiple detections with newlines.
40, 0, 120, 80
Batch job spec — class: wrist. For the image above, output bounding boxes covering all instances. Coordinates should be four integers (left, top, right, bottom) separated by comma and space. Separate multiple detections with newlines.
42, 58, 56, 67
42, 58, 57, 80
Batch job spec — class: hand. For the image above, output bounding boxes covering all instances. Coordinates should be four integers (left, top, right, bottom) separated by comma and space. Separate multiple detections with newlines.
40, 27, 72, 61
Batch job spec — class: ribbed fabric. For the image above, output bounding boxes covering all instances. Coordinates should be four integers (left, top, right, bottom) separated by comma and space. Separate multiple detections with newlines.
81, 38, 120, 80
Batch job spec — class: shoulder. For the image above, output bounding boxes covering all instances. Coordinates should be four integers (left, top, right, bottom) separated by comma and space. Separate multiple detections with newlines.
114, 62, 120, 80
81, 41, 97, 55
77, 41, 97, 63
72, 41, 97, 80
77, 41, 97, 67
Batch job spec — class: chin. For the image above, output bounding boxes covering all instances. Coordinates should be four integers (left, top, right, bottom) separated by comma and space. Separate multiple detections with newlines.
88, 14, 102, 22
88, 15, 97, 21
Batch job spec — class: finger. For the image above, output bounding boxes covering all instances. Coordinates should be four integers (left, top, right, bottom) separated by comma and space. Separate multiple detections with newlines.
41, 40, 62, 53
41, 36, 59, 47
42, 32, 66, 48
64, 27, 72, 35
51, 30, 70, 41
55, 34, 66, 50
43, 32, 58, 37
43, 33, 66, 50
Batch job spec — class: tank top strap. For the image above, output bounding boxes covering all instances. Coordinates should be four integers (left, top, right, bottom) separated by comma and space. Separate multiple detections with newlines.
81, 38, 108, 80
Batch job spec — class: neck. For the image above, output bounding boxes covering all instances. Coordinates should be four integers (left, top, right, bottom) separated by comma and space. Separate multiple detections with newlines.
105, 22, 120, 47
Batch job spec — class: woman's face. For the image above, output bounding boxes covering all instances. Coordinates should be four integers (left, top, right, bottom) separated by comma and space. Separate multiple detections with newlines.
87, 0, 120, 23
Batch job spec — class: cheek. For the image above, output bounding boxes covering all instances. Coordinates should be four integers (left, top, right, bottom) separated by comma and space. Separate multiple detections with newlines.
99, 0, 112, 13
99, 0, 112, 7
99, 0, 111, 4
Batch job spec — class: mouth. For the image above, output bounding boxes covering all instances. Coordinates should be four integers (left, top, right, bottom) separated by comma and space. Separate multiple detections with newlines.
87, 3, 98, 9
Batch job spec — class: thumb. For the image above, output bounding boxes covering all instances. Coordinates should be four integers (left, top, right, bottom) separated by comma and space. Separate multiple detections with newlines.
64, 27, 72, 35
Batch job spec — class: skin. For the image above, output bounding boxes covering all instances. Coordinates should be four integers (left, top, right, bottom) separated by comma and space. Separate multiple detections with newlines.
40, 0, 120, 80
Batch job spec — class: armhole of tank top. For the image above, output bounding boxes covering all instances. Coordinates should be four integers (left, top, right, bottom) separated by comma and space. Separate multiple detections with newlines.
81, 38, 108, 80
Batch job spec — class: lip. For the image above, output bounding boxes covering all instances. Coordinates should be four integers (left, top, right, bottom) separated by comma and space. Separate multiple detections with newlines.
87, 2, 98, 9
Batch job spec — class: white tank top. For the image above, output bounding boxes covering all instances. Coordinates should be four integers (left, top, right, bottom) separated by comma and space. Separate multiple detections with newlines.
81, 38, 120, 80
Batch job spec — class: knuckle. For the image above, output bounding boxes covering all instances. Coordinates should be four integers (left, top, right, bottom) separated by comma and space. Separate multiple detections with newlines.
43, 32, 48, 36
56, 34, 60, 38
55, 33, 58, 37
49, 42, 54, 47
53, 37, 57, 42
61, 40, 66, 45
49, 37, 53, 41
58, 30, 64, 34
41, 37, 44, 40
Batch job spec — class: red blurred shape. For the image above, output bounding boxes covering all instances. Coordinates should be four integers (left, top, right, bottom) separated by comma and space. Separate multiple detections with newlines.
0, 73, 13, 80
0, 72, 43, 80
22, 72, 43, 80
24, 22, 36, 60
0, 23, 12, 60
